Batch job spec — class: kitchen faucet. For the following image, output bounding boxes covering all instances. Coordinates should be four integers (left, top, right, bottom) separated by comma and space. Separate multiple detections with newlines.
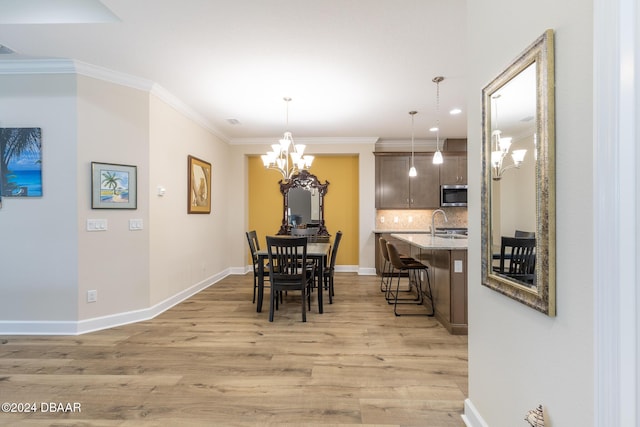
431, 209, 448, 237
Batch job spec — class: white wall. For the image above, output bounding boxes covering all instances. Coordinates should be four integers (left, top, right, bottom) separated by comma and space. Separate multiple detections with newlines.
77, 75, 151, 320
0, 73, 79, 323
466, 1, 594, 426
148, 94, 231, 305
0, 63, 235, 334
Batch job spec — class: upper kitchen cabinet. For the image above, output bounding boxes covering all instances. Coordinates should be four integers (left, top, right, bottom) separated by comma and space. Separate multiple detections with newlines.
375, 153, 440, 209
440, 152, 467, 185
439, 139, 468, 185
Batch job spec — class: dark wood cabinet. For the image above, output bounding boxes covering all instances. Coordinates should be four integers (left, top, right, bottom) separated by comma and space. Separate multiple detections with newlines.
440, 152, 467, 185
375, 153, 440, 209
413, 248, 468, 335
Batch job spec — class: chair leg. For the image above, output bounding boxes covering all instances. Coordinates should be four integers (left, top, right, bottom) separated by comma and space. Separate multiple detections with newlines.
301, 287, 307, 322
387, 269, 419, 304
422, 268, 435, 317
252, 274, 257, 304
269, 288, 276, 322
393, 268, 434, 317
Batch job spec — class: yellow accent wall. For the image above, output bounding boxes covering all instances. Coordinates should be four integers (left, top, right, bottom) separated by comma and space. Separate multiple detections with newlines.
248, 155, 359, 266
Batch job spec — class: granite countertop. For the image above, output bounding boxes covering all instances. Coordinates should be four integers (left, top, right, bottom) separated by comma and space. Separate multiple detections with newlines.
390, 233, 468, 250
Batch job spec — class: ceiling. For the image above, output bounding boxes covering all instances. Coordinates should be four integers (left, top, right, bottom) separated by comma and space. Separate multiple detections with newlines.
0, 0, 468, 144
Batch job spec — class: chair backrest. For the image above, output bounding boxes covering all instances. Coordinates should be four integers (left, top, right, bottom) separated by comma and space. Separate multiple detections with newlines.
515, 230, 535, 238
265, 236, 308, 282
386, 241, 407, 270
246, 230, 260, 265
327, 231, 343, 270
379, 237, 390, 262
497, 236, 536, 278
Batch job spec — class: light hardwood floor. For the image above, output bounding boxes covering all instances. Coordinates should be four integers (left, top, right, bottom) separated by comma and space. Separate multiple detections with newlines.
0, 273, 468, 426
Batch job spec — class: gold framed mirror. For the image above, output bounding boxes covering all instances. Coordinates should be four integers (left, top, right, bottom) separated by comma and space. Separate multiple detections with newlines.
481, 29, 556, 316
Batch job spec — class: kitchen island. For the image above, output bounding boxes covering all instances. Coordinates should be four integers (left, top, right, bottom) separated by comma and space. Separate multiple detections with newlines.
390, 233, 468, 335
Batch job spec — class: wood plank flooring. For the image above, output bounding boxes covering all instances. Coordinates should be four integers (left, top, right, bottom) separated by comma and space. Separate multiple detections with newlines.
0, 273, 468, 426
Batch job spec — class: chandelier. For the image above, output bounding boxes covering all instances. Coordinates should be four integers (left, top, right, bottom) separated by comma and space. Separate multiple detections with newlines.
491, 94, 526, 180
432, 76, 444, 165
261, 97, 314, 180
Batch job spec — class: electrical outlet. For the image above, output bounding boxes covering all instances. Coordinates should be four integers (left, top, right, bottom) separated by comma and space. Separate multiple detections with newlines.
87, 290, 97, 303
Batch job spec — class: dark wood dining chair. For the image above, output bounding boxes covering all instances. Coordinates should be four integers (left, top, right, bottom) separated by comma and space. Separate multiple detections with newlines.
265, 236, 315, 322
246, 230, 269, 303
493, 236, 536, 285
321, 231, 342, 304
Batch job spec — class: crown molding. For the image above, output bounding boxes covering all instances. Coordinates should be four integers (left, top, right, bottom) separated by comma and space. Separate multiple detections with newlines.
0, 57, 231, 143
0, 57, 77, 74
229, 136, 379, 145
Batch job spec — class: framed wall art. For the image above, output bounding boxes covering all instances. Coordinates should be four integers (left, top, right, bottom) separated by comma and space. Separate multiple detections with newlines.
0, 127, 43, 197
187, 155, 211, 214
91, 162, 137, 209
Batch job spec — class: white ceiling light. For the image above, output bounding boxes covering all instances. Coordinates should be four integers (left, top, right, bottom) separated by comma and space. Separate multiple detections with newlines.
261, 97, 314, 181
432, 76, 444, 165
450, 108, 462, 115
408, 111, 418, 177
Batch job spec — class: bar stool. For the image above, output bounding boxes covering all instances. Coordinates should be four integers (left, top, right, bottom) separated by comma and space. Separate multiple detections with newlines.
385, 241, 434, 317
379, 237, 414, 293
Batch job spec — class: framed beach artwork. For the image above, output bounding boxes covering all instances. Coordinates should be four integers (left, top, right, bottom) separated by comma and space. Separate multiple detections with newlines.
91, 162, 137, 209
187, 155, 211, 214
0, 127, 43, 197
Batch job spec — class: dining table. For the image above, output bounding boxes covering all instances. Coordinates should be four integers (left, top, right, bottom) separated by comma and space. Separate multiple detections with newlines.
255, 241, 331, 315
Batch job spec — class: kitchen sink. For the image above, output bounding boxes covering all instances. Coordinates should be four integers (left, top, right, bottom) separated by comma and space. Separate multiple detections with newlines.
435, 233, 468, 239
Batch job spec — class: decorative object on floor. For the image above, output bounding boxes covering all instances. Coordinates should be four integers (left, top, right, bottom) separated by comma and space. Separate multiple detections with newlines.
0, 127, 42, 197
481, 29, 556, 316
524, 404, 545, 427
261, 97, 314, 181
432, 76, 444, 165
91, 162, 137, 209
187, 155, 211, 214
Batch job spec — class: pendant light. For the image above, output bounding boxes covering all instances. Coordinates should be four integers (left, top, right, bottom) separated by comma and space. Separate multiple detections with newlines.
432, 76, 444, 165
408, 110, 418, 177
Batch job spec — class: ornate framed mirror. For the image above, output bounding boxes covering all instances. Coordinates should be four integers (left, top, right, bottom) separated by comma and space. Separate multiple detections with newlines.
277, 170, 330, 236
481, 29, 556, 316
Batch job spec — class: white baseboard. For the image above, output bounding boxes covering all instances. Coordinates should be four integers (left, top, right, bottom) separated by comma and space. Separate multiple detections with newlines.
358, 267, 377, 275
462, 399, 489, 427
0, 269, 236, 336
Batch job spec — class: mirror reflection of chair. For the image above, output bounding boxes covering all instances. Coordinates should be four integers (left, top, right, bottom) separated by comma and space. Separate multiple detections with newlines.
246, 230, 269, 303
385, 242, 434, 317
514, 230, 535, 238
493, 236, 536, 286
265, 236, 315, 322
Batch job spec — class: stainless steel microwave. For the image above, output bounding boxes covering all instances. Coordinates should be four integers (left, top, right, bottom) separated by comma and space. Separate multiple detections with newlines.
441, 184, 468, 207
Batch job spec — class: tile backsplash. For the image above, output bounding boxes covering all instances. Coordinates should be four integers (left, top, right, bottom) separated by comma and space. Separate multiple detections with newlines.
376, 208, 468, 231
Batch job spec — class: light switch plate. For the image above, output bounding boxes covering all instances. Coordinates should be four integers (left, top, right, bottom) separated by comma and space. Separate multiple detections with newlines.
454, 260, 463, 273
87, 219, 107, 231
129, 219, 143, 230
